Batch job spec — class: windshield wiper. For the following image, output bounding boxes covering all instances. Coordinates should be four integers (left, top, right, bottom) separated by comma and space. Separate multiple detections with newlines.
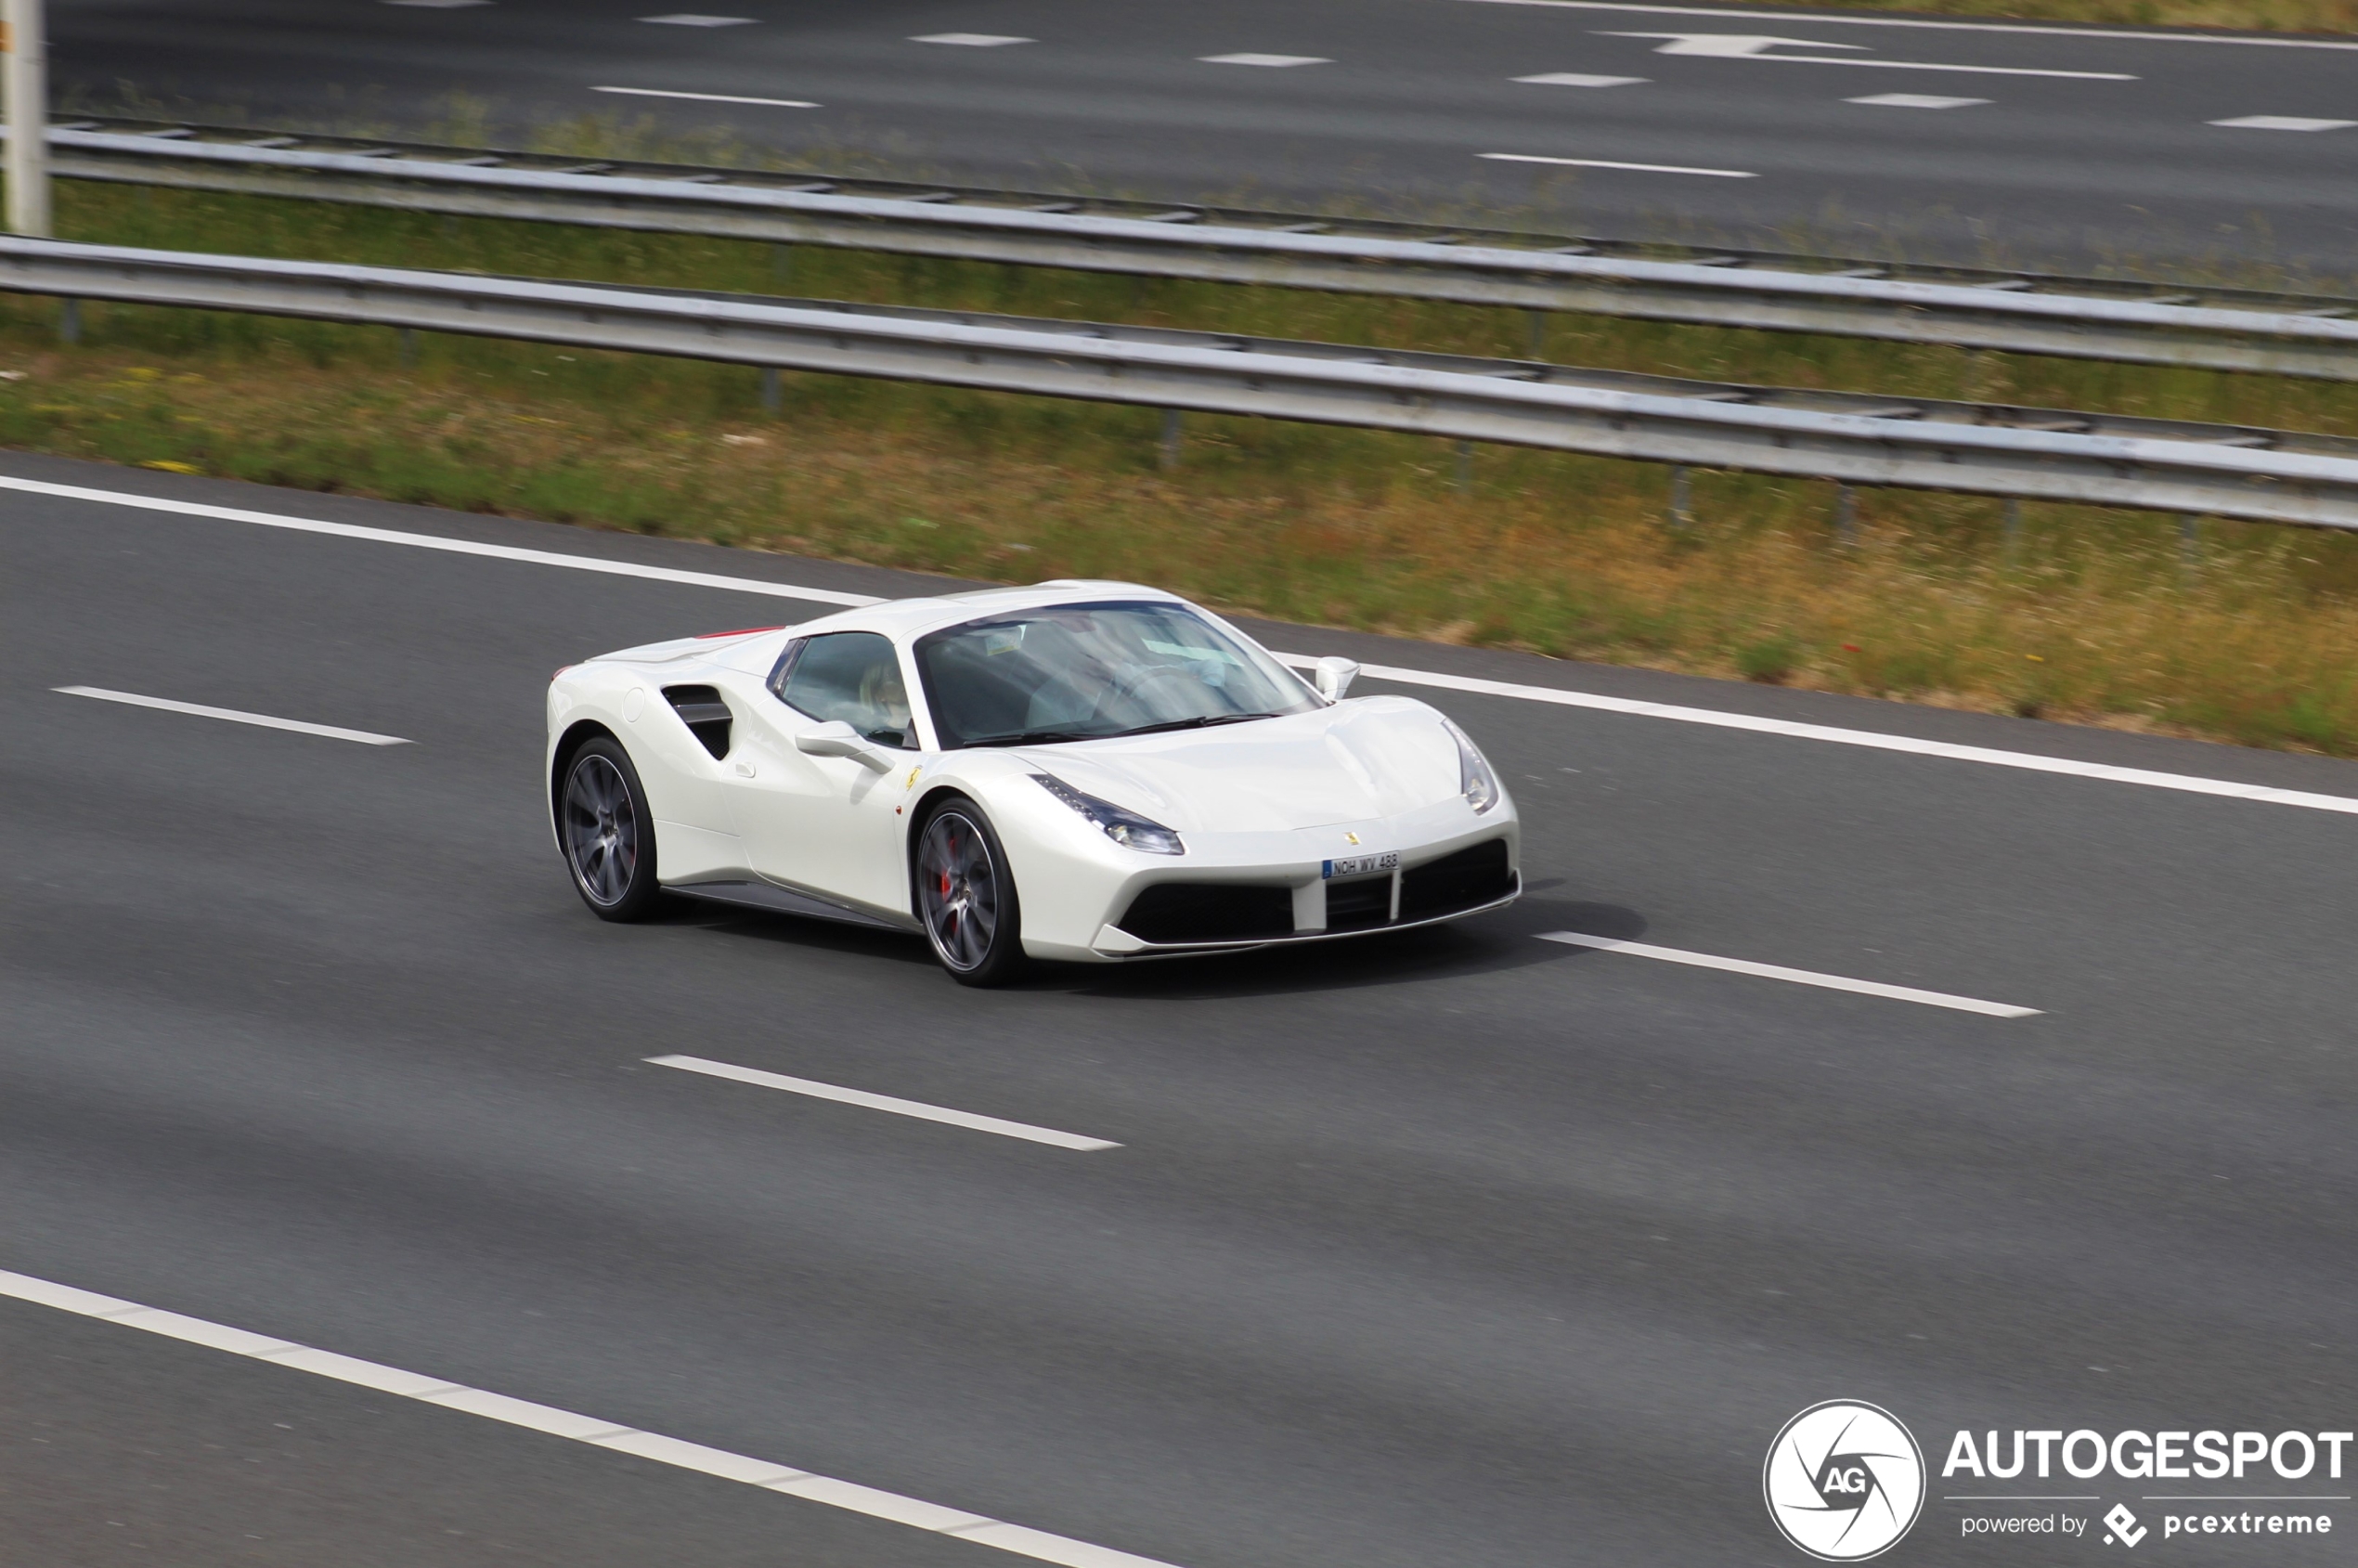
961, 728, 1099, 747
1110, 711, 1285, 738
962, 712, 1283, 747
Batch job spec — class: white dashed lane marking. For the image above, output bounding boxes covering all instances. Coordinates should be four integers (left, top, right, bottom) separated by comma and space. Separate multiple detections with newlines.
1537, 933, 2042, 1017
592, 86, 819, 108
1846, 92, 1989, 108
2209, 115, 2356, 131
1600, 31, 2135, 78
913, 32, 1035, 46
647, 1055, 1122, 1151
1481, 151, 1756, 176
1513, 71, 1649, 85
0, 1270, 1185, 1568
637, 13, 756, 26
53, 687, 412, 746
1198, 53, 1331, 67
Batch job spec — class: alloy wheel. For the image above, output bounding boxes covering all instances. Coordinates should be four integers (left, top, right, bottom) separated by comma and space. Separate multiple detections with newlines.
917, 810, 999, 971
564, 753, 639, 906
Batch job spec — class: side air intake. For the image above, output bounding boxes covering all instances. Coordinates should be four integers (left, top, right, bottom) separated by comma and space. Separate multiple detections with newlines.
663, 685, 733, 759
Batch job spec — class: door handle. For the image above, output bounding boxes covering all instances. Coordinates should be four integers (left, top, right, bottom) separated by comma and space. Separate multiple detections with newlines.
733, 760, 756, 777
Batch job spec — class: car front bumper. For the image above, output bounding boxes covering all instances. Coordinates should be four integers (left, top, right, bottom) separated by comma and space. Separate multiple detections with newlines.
1005, 794, 1522, 964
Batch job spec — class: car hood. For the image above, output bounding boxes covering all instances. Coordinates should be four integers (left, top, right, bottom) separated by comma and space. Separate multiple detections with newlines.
1014, 697, 1462, 833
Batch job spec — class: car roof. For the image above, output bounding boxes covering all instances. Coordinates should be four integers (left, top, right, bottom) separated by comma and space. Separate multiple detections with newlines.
793, 579, 1194, 643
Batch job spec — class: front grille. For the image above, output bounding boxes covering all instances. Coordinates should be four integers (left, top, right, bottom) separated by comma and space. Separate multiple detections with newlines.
1398, 839, 1515, 921
1323, 875, 1393, 931
1118, 882, 1294, 945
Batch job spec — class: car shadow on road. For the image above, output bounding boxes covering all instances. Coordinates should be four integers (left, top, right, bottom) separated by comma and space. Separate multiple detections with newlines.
654, 898, 939, 968
647, 882, 1648, 1000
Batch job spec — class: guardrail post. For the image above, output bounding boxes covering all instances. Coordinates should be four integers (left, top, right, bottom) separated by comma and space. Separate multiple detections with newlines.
397, 326, 416, 369
1833, 483, 1859, 548
1666, 464, 1691, 530
4, 0, 50, 238
2179, 513, 2203, 575
2003, 498, 2023, 564
1453, 439, 1473, 494
57, 294, 75, 343
1159, 408, 1183, 471
760, 365, 781, 413
1525, 310, 1546, 360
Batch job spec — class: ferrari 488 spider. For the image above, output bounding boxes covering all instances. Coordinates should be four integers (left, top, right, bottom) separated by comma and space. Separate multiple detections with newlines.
547, 582, 1519, 984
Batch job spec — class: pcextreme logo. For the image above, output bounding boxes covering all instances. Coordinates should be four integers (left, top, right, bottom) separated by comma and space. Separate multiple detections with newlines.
1765, 1400, 1929, 1562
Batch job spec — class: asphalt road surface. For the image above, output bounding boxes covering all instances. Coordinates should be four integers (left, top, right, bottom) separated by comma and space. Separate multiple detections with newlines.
50, 0, 2358, 273
5, 450, 2356, 1566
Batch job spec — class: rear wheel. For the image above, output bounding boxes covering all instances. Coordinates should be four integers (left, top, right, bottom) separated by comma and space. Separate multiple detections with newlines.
915, 798, 1028, 986
560, 737, 662, 921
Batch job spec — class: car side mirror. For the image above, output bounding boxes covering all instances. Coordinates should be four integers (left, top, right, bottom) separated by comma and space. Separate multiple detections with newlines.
795, 720, 894, 771
1313, 655, 1360, 701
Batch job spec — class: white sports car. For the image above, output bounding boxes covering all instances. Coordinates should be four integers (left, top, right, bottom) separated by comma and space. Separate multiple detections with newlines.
546, 582, 1520, 985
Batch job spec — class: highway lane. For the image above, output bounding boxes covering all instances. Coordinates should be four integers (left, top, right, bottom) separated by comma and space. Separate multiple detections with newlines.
53, 0, 2358, 272
6, 451, 2358, 1565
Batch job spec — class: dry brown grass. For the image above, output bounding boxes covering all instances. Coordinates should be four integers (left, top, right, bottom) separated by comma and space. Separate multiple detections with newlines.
23, 342, 2358, 756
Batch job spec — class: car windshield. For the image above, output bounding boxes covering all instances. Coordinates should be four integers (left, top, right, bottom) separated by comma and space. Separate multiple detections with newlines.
914, 601, 1319, 749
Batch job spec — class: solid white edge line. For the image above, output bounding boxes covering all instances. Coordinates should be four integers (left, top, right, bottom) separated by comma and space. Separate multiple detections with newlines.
18, 471, 2357, 823
1480, 152, 1756, 176
1458, 0, 2358, 47
0, 1267, 1185, 1568
1537, 932, 2041, 1016
54, 686, 413, 745
1271, 653, 2358, 819
591, 85, 821, 108
647, 1055, 1121, 1150
0, 474, 883, 606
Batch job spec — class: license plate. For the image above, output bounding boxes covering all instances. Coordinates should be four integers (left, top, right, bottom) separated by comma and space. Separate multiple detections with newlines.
1323, 851, 1399, 879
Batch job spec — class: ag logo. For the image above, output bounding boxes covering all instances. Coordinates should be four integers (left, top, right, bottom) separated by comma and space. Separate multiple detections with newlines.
1763, 1400, 1926, 1561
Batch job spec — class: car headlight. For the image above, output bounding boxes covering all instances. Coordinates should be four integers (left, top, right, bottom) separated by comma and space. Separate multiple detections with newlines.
1442, 718, 1501, 814
1030, 772, 1186, 855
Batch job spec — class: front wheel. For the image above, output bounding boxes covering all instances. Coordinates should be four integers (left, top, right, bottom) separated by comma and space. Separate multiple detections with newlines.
560, 736, 663, 922
914, 798, 1028, 986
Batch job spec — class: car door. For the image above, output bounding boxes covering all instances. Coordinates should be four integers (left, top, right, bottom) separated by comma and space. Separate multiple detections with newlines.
725, 630, 926, 916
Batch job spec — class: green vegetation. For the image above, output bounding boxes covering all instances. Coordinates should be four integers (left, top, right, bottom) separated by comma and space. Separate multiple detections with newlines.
1723, 0, 2357, 32
16, 178, 2358, 755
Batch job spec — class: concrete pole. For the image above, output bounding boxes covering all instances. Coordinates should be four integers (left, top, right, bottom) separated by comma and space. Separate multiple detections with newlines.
4, 0, 49, 237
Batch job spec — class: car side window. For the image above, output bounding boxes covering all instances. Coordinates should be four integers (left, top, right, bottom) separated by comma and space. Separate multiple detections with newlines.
772, 631, 915, 749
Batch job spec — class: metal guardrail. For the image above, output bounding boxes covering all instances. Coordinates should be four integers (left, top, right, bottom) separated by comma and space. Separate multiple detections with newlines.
14, 237, 2358, 531
648, 286, 2358, 460
31, 118, 2358, 382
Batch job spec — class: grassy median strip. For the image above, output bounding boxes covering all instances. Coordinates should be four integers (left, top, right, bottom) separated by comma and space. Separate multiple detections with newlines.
14, 179, 2358, 756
